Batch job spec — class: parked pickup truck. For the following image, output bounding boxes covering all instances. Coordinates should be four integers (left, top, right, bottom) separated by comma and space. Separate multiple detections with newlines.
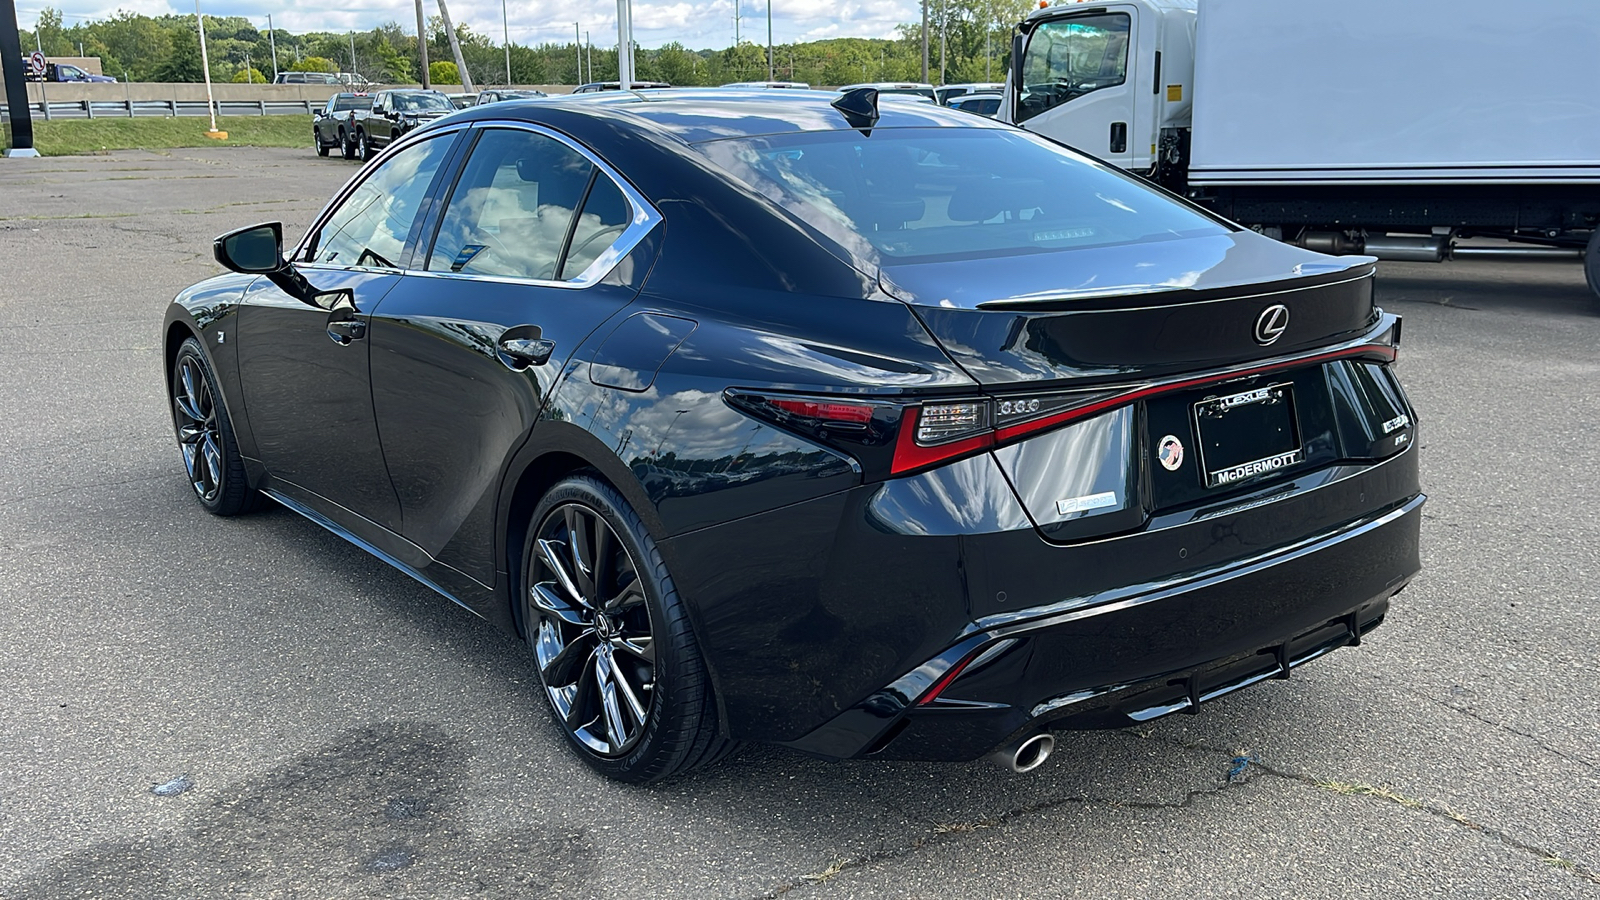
24, 61, 115, 82
351, 89, 455, 161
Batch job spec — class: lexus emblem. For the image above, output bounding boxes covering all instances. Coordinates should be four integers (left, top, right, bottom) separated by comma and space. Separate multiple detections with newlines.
1254, 304, 1290, 345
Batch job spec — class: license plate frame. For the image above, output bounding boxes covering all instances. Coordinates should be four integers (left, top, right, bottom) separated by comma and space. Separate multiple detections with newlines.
1192, 382, 1303, 488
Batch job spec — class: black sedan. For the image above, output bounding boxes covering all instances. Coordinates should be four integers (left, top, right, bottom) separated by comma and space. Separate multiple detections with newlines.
164, 89, 1422, 783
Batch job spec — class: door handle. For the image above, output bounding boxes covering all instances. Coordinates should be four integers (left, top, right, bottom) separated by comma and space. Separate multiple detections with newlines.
499, 337, 556, 369
1110, 121, 1128, 154
327, 319, 367, 345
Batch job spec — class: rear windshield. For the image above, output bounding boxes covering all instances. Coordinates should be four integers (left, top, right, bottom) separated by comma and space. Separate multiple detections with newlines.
695, 128, 1227, 264
332, 96, 368, 111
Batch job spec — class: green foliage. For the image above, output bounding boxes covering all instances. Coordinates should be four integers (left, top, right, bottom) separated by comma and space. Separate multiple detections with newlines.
429, 61, 460, 85
231, 67, 266, 83
290, 56, 339, 74
15, 0, 1038, 89
153, 24, 205, 83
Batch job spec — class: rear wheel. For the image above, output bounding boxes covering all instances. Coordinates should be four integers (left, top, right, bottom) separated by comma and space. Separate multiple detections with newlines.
170, 337, 259, 516
357, 129, 372, 162
315, 131, 329, 156
521, 475, 734, 783
340, 128, 356, 160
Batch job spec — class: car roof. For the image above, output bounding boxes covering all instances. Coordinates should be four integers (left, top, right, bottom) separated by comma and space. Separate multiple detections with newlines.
444, 87, 1003, 145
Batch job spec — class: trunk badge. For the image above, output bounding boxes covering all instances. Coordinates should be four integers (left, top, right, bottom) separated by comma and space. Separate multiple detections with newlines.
1254, 305, 1290, 345
1157, 435, 1185, 471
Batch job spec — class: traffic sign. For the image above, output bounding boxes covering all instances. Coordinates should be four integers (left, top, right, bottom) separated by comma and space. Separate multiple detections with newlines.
29, 51, 45, 75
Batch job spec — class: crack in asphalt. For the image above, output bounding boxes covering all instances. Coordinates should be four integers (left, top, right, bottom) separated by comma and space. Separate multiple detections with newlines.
1138, 733, 1600, 888
1410, 689, 1600, 775
755, 729, 1600, 897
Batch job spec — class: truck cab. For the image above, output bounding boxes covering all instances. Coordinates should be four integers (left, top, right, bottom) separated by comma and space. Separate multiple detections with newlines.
1001, 0, 1193, 174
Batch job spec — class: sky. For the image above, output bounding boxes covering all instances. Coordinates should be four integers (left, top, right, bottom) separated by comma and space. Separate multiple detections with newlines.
24, 0, 927, 49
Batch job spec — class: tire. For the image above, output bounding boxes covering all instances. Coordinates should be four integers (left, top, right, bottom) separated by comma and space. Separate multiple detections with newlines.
521, 474, 735, 784
1586, 228, 1600, 301
340, 129, 356, 160
357, 130, 371, 162
170, 337, 259, 516
315, 132, 329, 157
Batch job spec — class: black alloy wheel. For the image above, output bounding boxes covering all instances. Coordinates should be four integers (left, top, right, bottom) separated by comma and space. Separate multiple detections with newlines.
170, 337, 258, 516
522, 475, 733, 783
315, 131, 329, 156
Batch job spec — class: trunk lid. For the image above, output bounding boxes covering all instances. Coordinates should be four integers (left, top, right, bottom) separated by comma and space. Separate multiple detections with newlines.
881, 231, 1377, 387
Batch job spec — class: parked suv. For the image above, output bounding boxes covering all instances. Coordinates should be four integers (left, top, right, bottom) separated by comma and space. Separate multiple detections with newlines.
275, 72, 341, 85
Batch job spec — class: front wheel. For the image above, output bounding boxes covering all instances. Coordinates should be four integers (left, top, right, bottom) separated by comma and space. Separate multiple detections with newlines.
170, 337, 259, 516
340, 129, 356, 160
521, 475, 734, 783
357, 130, 372, 162
315, 132, 329, 157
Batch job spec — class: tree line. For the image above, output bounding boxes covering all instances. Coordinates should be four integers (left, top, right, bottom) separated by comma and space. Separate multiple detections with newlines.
18, 0, 1032, 87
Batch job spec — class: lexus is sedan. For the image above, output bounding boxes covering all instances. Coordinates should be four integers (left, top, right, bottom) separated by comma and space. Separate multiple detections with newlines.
163, 89, 1422, 783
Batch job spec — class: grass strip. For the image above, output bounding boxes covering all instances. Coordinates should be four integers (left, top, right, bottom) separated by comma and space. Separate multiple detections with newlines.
29, 115, 313, 156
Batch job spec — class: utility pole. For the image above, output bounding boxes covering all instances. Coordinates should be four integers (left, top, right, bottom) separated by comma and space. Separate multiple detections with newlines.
349, 31, 357, 77
244, 50, 251, 82
437, 0, 474, 91
585, 31, 591, 82
766, 0, 773, 81
267, 14, 277, 79
501, 0, 510, 86
920, 0, 928, 83
939, 0, 946, 86
985, 25, 990, 82
574, 22, 581, 84
733, 0, 740, 47
415, 0, 430, 88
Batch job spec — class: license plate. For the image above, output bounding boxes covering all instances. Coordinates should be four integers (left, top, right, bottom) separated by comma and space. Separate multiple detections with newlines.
1192, 383, 1302, 488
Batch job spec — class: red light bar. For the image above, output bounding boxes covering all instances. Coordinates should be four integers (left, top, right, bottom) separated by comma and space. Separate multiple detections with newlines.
769, 398, 875, 424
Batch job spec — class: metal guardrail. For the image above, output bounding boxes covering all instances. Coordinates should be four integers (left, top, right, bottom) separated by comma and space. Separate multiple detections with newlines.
1, 99, 317, 121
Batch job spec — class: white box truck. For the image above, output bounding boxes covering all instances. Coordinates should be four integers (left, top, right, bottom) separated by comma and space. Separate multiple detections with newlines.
998, 0, 1600, 298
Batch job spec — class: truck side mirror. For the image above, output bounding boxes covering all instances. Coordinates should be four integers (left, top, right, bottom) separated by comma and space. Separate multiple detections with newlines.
1011, 31, 1026, 92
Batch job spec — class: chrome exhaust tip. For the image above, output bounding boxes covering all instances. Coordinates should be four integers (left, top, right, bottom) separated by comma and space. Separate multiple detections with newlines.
988, 733, 1055, 773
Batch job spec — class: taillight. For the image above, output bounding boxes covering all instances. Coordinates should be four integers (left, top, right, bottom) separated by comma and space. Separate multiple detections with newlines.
727, 328, 1403, 481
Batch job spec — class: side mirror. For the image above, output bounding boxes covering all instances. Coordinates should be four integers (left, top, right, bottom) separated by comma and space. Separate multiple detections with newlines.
214, 222, 285, 274
213, 221, 320, 308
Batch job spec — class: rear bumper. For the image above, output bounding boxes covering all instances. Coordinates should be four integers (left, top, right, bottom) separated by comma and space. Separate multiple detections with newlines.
816, 493, 1421, 761
664, 444, 1422, 761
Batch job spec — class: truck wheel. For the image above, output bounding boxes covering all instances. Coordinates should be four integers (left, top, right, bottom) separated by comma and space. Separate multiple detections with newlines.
315, 132, 329, 157
358, 130, 371, 162
340, 129, 356, 160
1586, 229, 1600, 300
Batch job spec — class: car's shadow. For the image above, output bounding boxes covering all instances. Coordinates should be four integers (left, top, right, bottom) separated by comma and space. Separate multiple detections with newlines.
5, 498, 1323, 899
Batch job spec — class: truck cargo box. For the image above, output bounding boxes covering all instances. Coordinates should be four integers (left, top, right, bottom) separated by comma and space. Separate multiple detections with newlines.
1187, 0, 1600, 186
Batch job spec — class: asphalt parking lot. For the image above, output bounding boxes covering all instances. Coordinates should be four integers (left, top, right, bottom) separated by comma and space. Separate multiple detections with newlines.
1, 146, 1597, 899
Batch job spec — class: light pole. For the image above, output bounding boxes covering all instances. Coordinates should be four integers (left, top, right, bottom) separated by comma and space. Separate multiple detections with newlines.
195, 0, 222, 138
574, 22, 581, 84
501, 0, 510, 86
766, 0, 773, 81
616, 0, 633, 88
